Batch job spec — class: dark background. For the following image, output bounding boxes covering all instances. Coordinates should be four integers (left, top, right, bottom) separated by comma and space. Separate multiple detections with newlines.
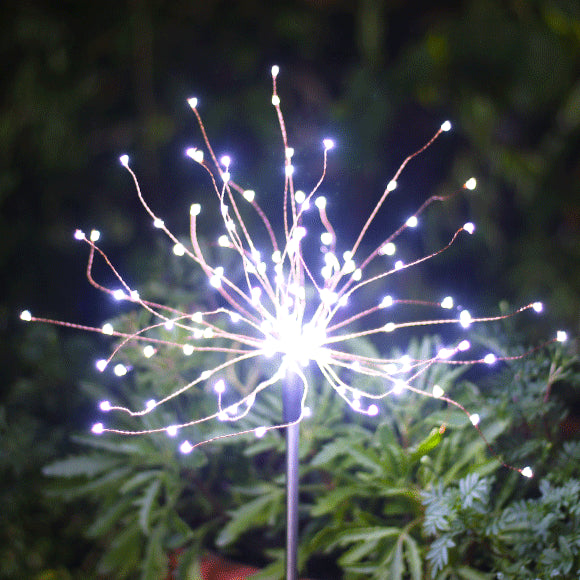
1, 0, 578, 576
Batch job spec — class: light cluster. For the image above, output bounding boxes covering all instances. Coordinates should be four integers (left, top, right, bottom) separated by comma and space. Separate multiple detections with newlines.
20, 66, 568, 477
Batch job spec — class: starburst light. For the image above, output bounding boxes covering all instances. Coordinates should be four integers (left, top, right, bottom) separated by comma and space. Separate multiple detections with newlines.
21, 66, 567, 477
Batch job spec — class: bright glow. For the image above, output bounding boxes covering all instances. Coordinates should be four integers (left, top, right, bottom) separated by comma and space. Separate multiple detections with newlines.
187, 97, 198, 109
186, 148, 204, 163
432, 384, 444, 398
183, 344, 194, 356
380, 242, 396, 256
522, 466, 533, 478
393, 380, 405, 395
294, 190, 306, 204
166, 425, 178, 437
153, 218, 164, 228
532, 302, 543, 313
90, 230, 101, 242
20, 310, 32, 322
406, 216, 418, 228
458, 340, 470, 351
113, 289, 125, 300
114, 364, 127, 377
441, 296, 454, 309
368, 404, 379, 416
179, 440, 193, 454
459, 310, 472, 328
143, 345, 156, 358
271, 65, 279, 78
557, 330, 568, 342
441, 120, 452, 132
74, 229, 85, 240
214, 379, 226, 394
119, 154, 129, 167
220, 155, 231, 168
92, 423, 104, 434
173, 243, 185, 256
323, 138, 334, 150
438, 347, 454, 359
384, 322, 396, 332
255, 426, 267, 438
243, 190, 255, 202
320, 232, 333, 245
190, 203, 201, 216
484, 353, 497, 365
379, 295, 393, 308
470, 413, 480, 426
315, 196, 326, 210
464, 177, 477, 190
96, 359, 107, 372
164, 320, 174, 330
387, 180, 397, 192
463, 222, 475, 234
99, 401, 111, 411
394, 260, 404, 270
271, 95, 280, 106
102, 323, 114, 335
146, 399, 156, 410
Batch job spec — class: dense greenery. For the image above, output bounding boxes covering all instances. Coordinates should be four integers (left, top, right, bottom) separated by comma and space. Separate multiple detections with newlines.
2, 0, 579, 578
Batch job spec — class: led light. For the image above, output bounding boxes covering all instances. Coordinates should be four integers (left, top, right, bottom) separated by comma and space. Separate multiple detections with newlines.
221, 171, 230, 183
192, 312, 203, 323
463, 222, 475, 234
394, 260, 404, 270
271, 65, 279, 78
114, 364, 127, 377
459, 310, 472, 328
383, 322, 396, 332
441, 120, 452, 132
96, 359, 107, 372
187, 97, 198, 109
182, 344, 194, 356
294, 190, 306, 204
153, 218, 164, 228
179, 440, 193, 454
190, 203, 201, 216
406, 216, 418, 228
379, 295, 393, 308
432, 384, 444, 398
92, 423, 104, 434
464, 177, 477, 190
323, 138, 334, 150
522, 466, 533, 478
90, 230, 101, 242
130, 290, 140, 300
315, 196, 326, 210
214, 379, 226, 394
458, 340, 470, 351
379, 242, 396, 256
532, 302, 543, 313
255, 426, 267, 438
220, 155, 231, 169
166, 426, 178, 437
164, 320, 174, 331
243, 189, 255, 202
484, 353, 497, 365
218, 235, 231, 247
119, 154, 130, 167
352, 399, 361, 410
186, 148, 204, 163
271, 95, 280, 106
368, 404, 379, 416
143, 345, 156, 358
102, 323, 114, 335
320, 232, 333, 245
438, 348, 454, 359
145, 399, 156, 410
285, 147, 294, 159
393, 380, 405, 395
74, 229, 85, 240
387, 180, 397, 192
20, 310, 32, 322
441, 296, 453, 309
173, 243, 185, 256
113, 289, 125, 300
99, 400, 111, 411
469, 413, 480, 426
557, 330, 567, 342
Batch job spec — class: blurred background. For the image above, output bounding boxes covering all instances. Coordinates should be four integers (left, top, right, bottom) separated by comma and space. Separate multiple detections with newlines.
1, 0, 578, 577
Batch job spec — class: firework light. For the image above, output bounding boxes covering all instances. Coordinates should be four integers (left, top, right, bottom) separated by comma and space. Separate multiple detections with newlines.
21, 66, 567, 477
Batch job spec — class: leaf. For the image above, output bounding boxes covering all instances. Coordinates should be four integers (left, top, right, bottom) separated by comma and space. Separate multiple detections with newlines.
86, 495, 135, 538
402, 534, 422, 580
409, 428, 442, 462
42, 453, 121, 478
311, 487, 357, 517
138, 479, 162, 534
216, 492, 282, 547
